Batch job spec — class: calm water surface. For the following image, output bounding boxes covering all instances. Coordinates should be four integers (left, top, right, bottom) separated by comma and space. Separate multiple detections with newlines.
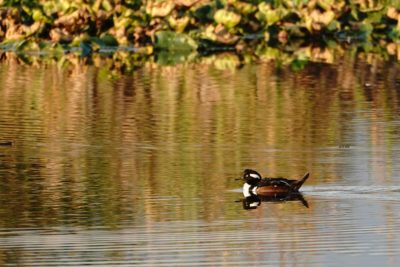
1, 57, 400, 266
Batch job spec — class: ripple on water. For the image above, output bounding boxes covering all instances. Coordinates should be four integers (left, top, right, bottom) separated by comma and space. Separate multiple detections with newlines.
2, 60, 400, 266
1, 204, 400, 267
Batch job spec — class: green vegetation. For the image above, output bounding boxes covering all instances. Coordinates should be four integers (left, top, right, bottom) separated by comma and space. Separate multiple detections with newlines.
2, 0, 400, 69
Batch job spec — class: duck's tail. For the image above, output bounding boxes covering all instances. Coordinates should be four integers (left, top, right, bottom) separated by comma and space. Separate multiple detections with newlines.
291, 172, 310, 192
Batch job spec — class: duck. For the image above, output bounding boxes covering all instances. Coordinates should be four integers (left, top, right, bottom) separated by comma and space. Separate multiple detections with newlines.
241, 169, 309, 197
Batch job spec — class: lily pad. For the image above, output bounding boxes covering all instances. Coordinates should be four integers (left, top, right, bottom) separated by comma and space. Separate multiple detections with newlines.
100, 34, 119, 46
309, 9, 335, 27
193, 4, 214, 22
168, 16, 190, 33
154, 31, 197, 52
257, 3, 288, 25
146, 0, 175, 17
214, 9, 241, 28
233, 2, 257, 15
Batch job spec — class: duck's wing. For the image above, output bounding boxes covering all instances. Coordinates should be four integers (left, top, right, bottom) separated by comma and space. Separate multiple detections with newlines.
259, 173, 310, 191
258, 178, 292, 187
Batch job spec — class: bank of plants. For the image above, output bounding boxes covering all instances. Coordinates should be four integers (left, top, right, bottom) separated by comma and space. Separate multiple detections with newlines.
1, 0, 400, 69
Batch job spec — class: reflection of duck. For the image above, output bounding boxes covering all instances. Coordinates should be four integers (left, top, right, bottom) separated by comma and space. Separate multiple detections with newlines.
242, 169, 309, 197
0, 141, 12, 146
241, 193, 309, 210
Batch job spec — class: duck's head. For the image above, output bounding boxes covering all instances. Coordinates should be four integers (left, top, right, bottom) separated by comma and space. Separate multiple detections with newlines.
242, 169, 262, 186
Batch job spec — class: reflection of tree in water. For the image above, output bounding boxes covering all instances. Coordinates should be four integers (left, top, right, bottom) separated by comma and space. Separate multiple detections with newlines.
0, 56, 400, 227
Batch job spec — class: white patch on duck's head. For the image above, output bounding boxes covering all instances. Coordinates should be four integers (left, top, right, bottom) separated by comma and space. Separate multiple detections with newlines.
243, 183, 258, 197
243, 183, 251, 197
243, 169, 262, 181
249, 173, 261, 179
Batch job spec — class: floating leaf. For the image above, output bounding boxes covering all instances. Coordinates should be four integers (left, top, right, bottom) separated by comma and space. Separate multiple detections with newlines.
359, 2, 383, 13
50, 28, 73, 43
257, 3, 288, 25
168, 16, 190, 33
201, 24, 240, 45
326, 20, 339, 31
351, 4, 360, 21
317, 0, 335, 11
114, 17, 134, 29
233, 2, 257, 15
310, 9, 335, 26
32, 9, 47, 22
214, 9, 241, 28
146, 0, 175, 17
175, 0, 200, 7
387, 7, 400, 20
101, 0, 113, 12
154, 31, 197, 52
193, 4, 213, 22
386, 43, 395, 55
100, 34, 118, 46
365, 10, 384, 24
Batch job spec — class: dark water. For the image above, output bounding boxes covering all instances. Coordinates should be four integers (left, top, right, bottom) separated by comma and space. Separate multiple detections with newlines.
1, 57, 400, 266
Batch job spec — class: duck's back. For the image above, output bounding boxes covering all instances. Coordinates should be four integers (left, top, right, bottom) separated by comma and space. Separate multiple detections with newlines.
258, 178, 294, 187
256, 173, 309, 194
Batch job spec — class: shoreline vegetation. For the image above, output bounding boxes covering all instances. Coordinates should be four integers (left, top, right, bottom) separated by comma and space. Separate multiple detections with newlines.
2, 0, 400, 71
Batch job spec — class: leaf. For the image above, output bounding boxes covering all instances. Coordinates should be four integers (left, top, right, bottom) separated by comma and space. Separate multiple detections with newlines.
310, 9, 335, 26
193, 4, 213, 22
326, 20, 339, 31
387, 7, 400, 20
154, 31, 197, 52
214, 9, 241, 28
317, 0, 335, 11
168, 16, 190, 33
100, 34, 119, 46
101, 0, 113, 12
365, 10, 384, 24
174, 0, 200, 7
257, 3, 288, 25
32, 9, 47, 22
233, 2, 257, 15
146, 0, 175, 17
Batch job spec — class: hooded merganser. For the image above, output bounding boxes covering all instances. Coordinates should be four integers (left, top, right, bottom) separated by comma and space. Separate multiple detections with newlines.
241, 169, 309, 197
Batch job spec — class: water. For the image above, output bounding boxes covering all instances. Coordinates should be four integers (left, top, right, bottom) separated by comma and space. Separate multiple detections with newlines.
1, 56, 400, 266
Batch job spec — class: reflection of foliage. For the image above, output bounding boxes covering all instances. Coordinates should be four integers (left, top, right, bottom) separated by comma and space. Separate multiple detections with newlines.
2, 0, 400, 59
1, 41, 400, 76
1, 54, 400, 226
